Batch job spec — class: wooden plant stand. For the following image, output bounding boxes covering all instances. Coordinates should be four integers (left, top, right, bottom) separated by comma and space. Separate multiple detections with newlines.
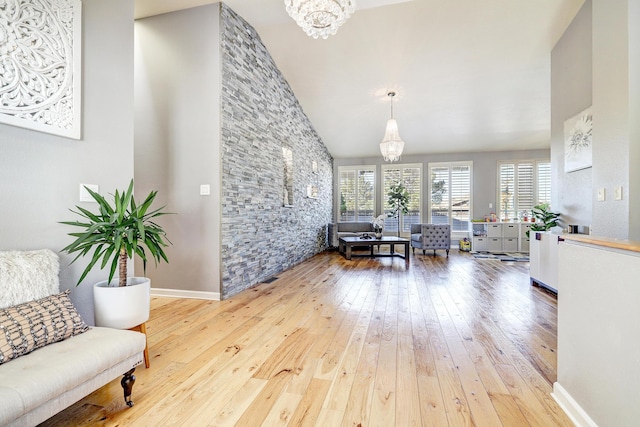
129, 322, 150, 368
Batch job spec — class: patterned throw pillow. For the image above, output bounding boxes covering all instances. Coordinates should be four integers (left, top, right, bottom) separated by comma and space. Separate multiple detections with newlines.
0, 290, 89, 365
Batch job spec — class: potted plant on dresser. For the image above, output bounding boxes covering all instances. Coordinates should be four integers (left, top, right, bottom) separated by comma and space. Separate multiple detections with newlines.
61, 180, 171, 334
527, 203, 561, 237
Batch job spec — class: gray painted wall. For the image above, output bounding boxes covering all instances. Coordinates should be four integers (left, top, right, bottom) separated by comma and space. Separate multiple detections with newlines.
134, 4, 333, 300
134, 5, 222, 295
555, 2, 640, 423
550, 0, 592, 231
591, 0, 640, 239
592, 0, 630, 239
0, 0, 134, 324
220, 4, 333, 298
334, 149, 550, 228
631, 1, 640, 242
551, 0, 640, 240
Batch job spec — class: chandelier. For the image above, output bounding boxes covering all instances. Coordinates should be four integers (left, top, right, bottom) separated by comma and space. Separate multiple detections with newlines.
380, 92, 405, 162
284, 0, 357, 39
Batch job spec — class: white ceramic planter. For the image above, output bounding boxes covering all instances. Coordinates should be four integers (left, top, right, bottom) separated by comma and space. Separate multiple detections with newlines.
93, 277, 151, 329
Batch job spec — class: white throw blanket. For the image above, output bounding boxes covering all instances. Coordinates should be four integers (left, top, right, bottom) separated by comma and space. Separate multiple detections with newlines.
0, 249, 60, 309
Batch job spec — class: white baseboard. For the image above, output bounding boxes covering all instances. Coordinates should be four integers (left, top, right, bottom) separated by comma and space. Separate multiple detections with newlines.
552, 382, 598, 427
150, 287, 220, 301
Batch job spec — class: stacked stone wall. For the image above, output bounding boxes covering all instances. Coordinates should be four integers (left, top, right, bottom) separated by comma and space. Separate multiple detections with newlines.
220, 4, 333, 298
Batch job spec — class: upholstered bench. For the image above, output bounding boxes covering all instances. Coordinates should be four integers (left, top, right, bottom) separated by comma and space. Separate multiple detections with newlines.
0, 249, 146, 427
328, 221, 375, 247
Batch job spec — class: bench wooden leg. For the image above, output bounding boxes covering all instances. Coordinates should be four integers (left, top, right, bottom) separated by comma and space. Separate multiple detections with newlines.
129, 322, 150, 368
121, 368, 136, 407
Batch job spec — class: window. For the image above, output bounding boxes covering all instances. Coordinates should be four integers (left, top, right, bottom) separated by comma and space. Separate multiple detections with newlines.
498, 160, 551, 220
428, 162, 472, 233
338, 166, 376, 221
382, 164, 422, 234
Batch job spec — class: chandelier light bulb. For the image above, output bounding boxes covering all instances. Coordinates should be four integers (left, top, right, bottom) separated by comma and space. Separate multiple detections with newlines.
284, 0, 356, 39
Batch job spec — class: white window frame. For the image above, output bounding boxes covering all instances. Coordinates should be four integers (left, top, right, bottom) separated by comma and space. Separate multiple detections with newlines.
427, 161, 473, 238
497, 159, 551, 221
337, 165, 377, 222
381, 163, 422, 236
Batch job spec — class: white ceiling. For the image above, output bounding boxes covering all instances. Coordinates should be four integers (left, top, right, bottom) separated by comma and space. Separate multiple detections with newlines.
135, 0, 585, 159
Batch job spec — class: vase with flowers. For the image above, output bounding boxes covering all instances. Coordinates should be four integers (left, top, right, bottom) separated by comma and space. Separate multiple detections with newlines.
371, 215, 385, 239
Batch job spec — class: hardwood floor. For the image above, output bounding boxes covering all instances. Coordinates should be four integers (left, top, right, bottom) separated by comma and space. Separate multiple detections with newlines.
42, 249, 573, 426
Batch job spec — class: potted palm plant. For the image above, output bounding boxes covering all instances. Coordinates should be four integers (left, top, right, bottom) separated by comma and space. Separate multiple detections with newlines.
61, 180, 171, 329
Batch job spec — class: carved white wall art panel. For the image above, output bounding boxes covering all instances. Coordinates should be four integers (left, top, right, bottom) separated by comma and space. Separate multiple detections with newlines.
0, 0, 82, 139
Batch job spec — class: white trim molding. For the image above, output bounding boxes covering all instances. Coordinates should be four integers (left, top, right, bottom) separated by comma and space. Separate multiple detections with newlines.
150, 287, 220, 301
552, 382, 599, 427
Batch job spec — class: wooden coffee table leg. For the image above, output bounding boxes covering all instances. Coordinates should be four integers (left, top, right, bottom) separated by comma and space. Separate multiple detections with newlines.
346, 244, 352, 260
404, 242, 410, 266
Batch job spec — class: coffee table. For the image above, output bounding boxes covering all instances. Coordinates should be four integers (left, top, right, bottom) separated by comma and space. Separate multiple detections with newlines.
338, 236, 410, 266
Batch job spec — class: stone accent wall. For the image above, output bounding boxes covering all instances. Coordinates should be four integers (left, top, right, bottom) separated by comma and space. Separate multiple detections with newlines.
220, 4, 333, 299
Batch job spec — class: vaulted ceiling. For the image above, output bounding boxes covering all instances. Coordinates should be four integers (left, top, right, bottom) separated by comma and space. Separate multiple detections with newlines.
135, 0, 585, 158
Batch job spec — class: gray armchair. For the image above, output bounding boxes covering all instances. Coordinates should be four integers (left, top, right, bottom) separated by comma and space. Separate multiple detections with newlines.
410, 224, 451, 256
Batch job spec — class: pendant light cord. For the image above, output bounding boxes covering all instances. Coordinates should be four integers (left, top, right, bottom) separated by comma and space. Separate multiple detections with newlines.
389, 91, 395, 119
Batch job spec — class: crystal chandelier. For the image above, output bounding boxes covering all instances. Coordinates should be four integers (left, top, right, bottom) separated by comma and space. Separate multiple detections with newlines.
284, 0, 357, 39
380, 92, 405, 162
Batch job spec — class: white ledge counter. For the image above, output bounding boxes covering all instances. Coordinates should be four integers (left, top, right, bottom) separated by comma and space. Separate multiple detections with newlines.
554, 235, 640, 427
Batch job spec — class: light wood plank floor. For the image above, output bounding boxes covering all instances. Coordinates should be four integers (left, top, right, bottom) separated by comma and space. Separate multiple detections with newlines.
42, 249, 573, 426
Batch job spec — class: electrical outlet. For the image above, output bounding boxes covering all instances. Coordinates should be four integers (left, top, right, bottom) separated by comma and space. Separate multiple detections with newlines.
615, 186, 623, 201
200, 184, 210, 196
79, 184, 99, 202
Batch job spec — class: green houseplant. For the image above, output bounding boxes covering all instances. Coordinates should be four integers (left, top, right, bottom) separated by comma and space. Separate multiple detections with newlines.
527, 203, 560, 237
387, 182, 410, 237
61, 180, 171, 329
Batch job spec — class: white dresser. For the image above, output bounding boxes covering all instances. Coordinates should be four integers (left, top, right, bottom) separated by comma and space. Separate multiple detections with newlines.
470, 222, 532, 253
528, 231, 562, 293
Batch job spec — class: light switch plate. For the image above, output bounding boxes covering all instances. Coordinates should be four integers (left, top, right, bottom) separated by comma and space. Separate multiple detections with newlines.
79, 184, 99, 202
615, 186, 623, 201
597, 188, 605, 202
200, 184, 210, 196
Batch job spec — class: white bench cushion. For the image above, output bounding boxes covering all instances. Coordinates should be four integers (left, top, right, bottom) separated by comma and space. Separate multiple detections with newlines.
0, 327, 145, 426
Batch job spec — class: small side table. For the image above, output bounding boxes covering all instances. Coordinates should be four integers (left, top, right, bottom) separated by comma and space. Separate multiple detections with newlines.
129, 322, 150, 368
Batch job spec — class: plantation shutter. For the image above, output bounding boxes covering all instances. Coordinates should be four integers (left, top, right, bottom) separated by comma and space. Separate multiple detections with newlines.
339, 169, 356, 221
403, 166, 421, 232
499, 163, 516, 220
338, 166, 376, 222
383, 167, 401, 232
537, 162, 551, 205
382, 165, 422, 234
498, 160, 551, 220
356, 169, 375, 221
429, 162, 472, 231
516, 162, 535, 214
451, 165, 471, 232
430, 166, 449, 224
